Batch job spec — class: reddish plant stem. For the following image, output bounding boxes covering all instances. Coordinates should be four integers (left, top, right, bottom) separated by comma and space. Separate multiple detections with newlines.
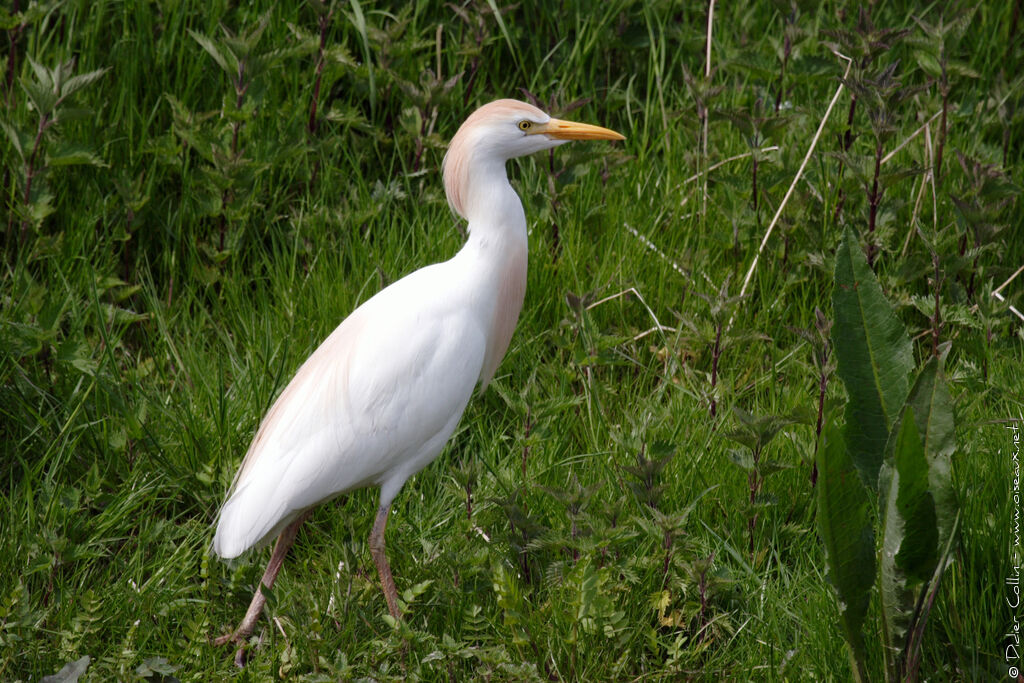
4, 0, 22, 106
695, 555, 713, 641
308, 8, 332, 136
709, 322, 722, 418
661, 527, 672, 589
18, 113, 51, 244
307, 7, 332, 191
931, 253, 942, 357
219, 66, 248, 253
936, 58, 948, 180
811, 351, 829, 486
867, 138, 883, 267
751, 154, 759, 216
774, 30, 791, 114
521, 406, 532, 485
748, 448, 760, 555
832, 97, 858, 223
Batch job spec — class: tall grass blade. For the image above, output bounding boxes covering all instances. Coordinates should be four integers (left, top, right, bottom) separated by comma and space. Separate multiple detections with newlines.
484, 0, 523, 82
347, 0, 375, 116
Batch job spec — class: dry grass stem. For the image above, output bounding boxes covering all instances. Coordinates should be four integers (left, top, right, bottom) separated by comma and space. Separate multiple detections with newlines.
991, 291, 1024, 322
993, 263, 1024, 297
881, 110, 942, 166
902, 122, 933, 257
624, 223, 690, 281
702, 0, 715, 219
585, 286, 676, 343
683, 147, 781, 185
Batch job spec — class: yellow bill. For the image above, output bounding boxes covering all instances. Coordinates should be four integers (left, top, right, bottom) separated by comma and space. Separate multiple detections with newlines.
530, 118, 625, 141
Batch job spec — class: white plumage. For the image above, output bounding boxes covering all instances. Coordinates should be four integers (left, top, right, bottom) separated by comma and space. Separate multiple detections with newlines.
212, 99, 623, 661
213, 262, 489, 557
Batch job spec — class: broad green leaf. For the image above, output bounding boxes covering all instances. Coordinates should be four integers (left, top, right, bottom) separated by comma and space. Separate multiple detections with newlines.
816, 421, 873, 683
880, 407, 938, 668
833, 226, 914, 490
903, 357, 956, 546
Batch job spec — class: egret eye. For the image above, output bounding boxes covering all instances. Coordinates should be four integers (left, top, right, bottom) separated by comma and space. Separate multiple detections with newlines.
518, 120, 532, 131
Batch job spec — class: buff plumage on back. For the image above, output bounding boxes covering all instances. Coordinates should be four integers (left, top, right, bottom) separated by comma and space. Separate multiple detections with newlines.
442, 99, 548, 219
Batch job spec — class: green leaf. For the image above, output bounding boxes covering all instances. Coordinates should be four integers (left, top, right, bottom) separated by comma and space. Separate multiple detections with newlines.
101, 303, 149, 325
727, 448, 755, 470
29, 191, 57, 222
136, 655, 180, 680
0, 7, 21, 30
60, 67, 109, 99
902, 357, 957, 554
52, 106, 95, 124
27, 57, 54, 92
816, 421, 873, 683
0, 120, 27, 161
188, 29, 234, 76
912, 49, 941, 78
0, 321, 48, 359
756, 459, 794, 476
832, 227, 914, 491
892, 411, 938, 579
57, 339, 98, 377
23, 79, 58, 117
879, 407, 938, 670
46, 143, 107, 168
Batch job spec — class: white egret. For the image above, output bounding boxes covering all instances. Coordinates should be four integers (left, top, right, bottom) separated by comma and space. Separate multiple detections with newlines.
212, 99, 623, 658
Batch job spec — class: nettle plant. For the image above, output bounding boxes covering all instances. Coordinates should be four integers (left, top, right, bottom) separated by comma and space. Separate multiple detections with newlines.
173, 10, 311, 259
722, 407, 803, 557
1, 58, 108, 249
817, 227, 958, 683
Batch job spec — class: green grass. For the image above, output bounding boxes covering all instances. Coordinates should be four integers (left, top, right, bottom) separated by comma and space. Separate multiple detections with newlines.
1, 0, 1022, 680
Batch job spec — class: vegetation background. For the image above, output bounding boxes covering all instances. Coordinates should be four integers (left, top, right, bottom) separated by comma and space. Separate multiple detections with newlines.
1, 0, 1021, 679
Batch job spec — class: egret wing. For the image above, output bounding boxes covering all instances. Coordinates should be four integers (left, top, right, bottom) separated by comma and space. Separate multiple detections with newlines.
212, 268, 486, 558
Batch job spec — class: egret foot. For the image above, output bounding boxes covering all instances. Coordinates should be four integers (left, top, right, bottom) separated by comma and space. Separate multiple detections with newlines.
214, 511, 311, 666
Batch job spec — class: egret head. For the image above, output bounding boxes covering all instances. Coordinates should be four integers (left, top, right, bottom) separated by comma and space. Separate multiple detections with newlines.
443, 99, 624, 219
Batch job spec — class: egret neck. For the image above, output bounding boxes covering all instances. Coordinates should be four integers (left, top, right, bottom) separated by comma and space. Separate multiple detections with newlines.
448, 152, 529, 389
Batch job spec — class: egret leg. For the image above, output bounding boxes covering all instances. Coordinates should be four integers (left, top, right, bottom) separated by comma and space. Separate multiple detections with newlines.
369, 503, 402, 619
215, 510, 312, 665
